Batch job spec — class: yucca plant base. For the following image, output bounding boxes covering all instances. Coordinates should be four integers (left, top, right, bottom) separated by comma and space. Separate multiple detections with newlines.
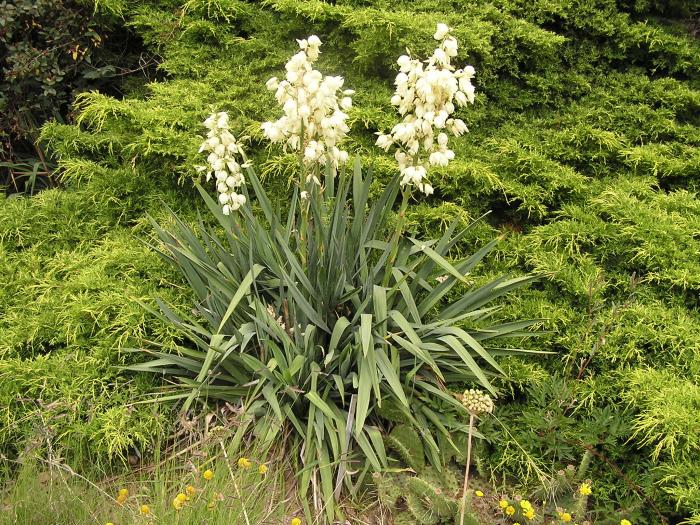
135, 160, 537, 520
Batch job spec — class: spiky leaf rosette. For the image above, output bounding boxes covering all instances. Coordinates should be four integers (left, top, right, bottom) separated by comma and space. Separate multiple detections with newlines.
134, 160, 538, 520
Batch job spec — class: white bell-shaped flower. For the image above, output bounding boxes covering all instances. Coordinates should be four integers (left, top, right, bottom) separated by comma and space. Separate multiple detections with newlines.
197, 111, 247, 214
375, 22, 476, 195
261, 35, 353, 177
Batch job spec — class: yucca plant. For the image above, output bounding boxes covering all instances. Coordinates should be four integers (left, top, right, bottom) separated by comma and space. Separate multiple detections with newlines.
132, 28, 539, 522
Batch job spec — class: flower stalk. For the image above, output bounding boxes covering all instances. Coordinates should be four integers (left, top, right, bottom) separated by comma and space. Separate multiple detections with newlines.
460, 413, 476, 525
459, 389, 494, 525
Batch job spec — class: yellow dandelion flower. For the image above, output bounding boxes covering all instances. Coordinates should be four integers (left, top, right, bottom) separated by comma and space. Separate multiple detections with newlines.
139, 504, 150, 515
237, 457, 252, 469
621, 520, 632, 525
499, 499, 509, 509
291, 518, 302, 525
524, 509, 535, 520
579, 483, 592, 496
185, 485, 196, 496
561, 512, 572, 522
506, 505, 516, 516
203, 469, 214, 480
258, 464, 268, 474
475, 490, 484, 497
520, 499, 532, 510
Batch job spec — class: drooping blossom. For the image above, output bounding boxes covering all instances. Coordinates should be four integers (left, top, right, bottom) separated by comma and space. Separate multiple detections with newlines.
197, 111, 247, 214
261, 35, 353, 180
376, 22, 476, 194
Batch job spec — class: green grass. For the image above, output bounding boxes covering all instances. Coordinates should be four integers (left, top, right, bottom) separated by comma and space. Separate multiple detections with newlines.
1, 427, 293, 525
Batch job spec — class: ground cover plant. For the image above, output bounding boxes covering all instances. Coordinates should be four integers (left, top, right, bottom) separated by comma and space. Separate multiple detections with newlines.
1, 0, 699, 523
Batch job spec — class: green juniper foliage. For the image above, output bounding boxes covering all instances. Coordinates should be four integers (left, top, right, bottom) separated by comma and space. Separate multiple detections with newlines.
1, 0, 699, 522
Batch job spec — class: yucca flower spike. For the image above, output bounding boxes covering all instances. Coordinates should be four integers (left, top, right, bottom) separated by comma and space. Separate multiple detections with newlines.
262, 35, 352, 174
197, 111, 247, 215
376, 22, 475, 195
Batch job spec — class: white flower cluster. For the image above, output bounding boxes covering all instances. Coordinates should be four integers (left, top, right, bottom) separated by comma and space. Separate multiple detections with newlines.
266, 304, 287, 331
461, 388, 494, 416
198, 112, 247, 215
261, 35, 353, 178
376, 23, 475, 195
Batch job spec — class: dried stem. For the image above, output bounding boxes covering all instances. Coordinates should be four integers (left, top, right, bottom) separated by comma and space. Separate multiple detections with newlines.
459, 413, 476, 525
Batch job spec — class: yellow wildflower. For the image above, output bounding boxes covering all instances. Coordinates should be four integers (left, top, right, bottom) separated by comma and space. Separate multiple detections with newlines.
291, 518, 302, 525
524, 508, 535, 520
173, 492, 187, 510
520, 499, 532, 510
258, 464, 268, 474
579, 483, 592, 496
506, 505, 516, 516
621, 520, 632, 525
116, 488, 128, 504
561, 512, 572, 522
475, 490, 484, 497
499, 499, 509, 509
139, 504, 150, 515
106, 523, 114, 525
186, 485, 197, 496
238, 457, 252, 469
203, 469, 214, 480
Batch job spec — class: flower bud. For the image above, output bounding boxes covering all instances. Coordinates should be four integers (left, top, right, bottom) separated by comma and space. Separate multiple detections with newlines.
461, 389, 494, 416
